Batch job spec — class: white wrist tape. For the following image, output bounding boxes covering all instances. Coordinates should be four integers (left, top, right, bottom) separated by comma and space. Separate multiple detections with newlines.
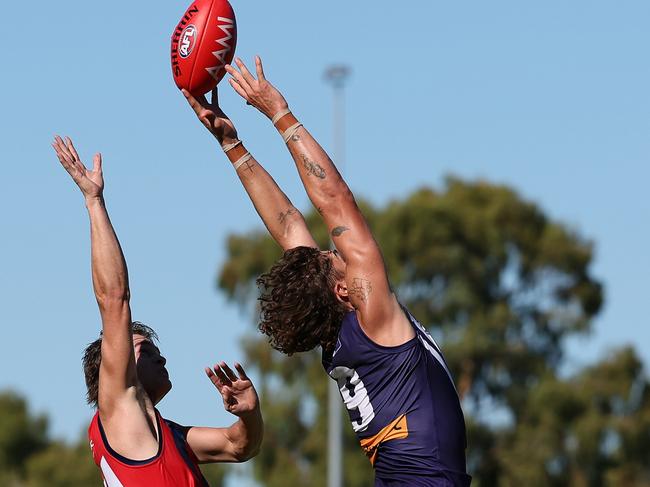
283, 123, 303, 143
222, 140, 242, 153
271, 109, 292, 125
232, 152, 252, 171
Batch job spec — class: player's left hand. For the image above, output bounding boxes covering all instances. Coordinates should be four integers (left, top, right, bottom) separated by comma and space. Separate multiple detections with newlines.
225, 56, 289, 120
205, 362, 259, 418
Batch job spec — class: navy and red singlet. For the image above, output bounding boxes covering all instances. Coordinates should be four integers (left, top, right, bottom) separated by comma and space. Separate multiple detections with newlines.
323, 307, 472, 486
88, 410, 209, 487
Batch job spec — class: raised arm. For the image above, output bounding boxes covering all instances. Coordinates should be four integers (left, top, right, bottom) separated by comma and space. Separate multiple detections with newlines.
225, 58, 414, 345
182, 362, 263, 463
52, 137, 159, 458
182, 88, 317, 251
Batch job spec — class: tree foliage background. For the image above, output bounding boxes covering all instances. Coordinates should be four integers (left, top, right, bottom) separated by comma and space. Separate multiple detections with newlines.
2, 178, 649, 486
218, 178, 650, 487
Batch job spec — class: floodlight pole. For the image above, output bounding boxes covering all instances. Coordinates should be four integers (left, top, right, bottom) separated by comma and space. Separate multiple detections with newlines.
324, 64, 350, 487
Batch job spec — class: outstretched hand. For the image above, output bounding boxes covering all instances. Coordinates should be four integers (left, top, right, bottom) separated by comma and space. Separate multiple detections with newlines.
225, 56, 289, 120
182, 87, 238, 144
206, 362, 259, 418
52, 136, 103, 200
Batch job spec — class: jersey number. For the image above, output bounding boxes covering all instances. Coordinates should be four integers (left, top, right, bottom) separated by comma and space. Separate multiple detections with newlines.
329, 366, 375, 432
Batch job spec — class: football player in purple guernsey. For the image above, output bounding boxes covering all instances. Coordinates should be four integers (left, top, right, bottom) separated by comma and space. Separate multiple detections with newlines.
182, 56, 472, 486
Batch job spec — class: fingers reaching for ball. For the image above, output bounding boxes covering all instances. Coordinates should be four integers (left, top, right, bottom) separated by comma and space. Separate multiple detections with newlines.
181, 87, 239, 143
182, 89, 208, 114
225, 65, 251, 102
254, 55, 266, 81
234, 58, 256, 87
225, 56, 289, 120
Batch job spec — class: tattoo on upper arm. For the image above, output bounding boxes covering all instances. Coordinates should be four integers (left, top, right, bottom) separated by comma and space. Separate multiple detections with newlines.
331, 226, 349, 237
278, 207, 297, 224
291, 134, 301, 142
349, 278, 372, 303
300, 154, 326, 179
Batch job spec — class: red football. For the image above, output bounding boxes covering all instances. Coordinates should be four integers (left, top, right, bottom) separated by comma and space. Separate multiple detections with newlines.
171, 0, 237, 96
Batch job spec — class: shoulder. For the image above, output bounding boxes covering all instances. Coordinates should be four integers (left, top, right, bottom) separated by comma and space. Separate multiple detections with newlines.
356, 297, 416, 347
162, 416, 191, 440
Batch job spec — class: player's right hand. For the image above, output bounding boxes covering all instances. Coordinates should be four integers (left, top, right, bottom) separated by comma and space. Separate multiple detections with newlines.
182, 87, 238, 145
205, 362, 260, 419
225, 56, 289, 121
52, 136, 104, 201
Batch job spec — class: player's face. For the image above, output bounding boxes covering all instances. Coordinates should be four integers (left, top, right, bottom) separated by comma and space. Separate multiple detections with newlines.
133, 335, 172, 405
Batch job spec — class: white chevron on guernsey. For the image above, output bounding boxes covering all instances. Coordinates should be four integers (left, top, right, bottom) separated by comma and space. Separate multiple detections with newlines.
100, 457, 125, 487
206, 17, 235, 80
407, 310, 459, 394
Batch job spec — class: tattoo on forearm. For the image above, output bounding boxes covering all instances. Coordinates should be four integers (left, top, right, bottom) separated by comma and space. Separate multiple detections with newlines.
331, 226, 349, 237
349, 278, 372, 303
238, 161, 257, 175
278, 207, 297, 224
300, 154, 326, 179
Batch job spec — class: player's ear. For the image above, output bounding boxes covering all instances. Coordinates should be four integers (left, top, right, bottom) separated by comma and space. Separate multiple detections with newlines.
334, 282, 349, 303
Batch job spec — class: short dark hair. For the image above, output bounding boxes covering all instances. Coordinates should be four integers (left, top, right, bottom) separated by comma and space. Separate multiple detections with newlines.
256, 246, 348, 355
82, 322, 158, 408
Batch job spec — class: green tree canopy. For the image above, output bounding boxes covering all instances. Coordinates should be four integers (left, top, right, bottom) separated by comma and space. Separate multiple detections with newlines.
0, 391, 48, 484
501, 347, 650, 487
24, 436, 100, 487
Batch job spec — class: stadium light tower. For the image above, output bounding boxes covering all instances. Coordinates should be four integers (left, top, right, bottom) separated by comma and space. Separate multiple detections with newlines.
324, 64, 351, 487
324, 65, 351, 175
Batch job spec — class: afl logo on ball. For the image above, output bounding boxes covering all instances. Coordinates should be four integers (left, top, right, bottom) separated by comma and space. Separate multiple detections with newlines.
179, 25, 197, 58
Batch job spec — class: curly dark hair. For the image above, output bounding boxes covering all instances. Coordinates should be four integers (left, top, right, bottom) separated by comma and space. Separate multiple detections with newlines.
257, 246, 348, 355
82, 322, 158, 408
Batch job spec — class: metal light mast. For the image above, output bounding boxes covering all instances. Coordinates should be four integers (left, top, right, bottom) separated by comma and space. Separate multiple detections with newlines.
324, 64, 351, 487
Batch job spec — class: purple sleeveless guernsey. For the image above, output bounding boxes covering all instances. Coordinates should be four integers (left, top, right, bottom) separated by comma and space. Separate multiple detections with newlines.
322, 307, 471, 486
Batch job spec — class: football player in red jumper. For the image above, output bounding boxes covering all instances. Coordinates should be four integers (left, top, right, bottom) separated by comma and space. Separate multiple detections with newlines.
52, 136, 263, 486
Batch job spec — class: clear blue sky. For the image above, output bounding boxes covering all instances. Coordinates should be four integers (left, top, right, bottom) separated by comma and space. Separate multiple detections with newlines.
1, 0, 648, 468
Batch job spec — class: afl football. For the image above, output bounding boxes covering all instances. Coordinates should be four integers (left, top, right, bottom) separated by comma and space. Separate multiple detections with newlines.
171, 0, 237, 96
